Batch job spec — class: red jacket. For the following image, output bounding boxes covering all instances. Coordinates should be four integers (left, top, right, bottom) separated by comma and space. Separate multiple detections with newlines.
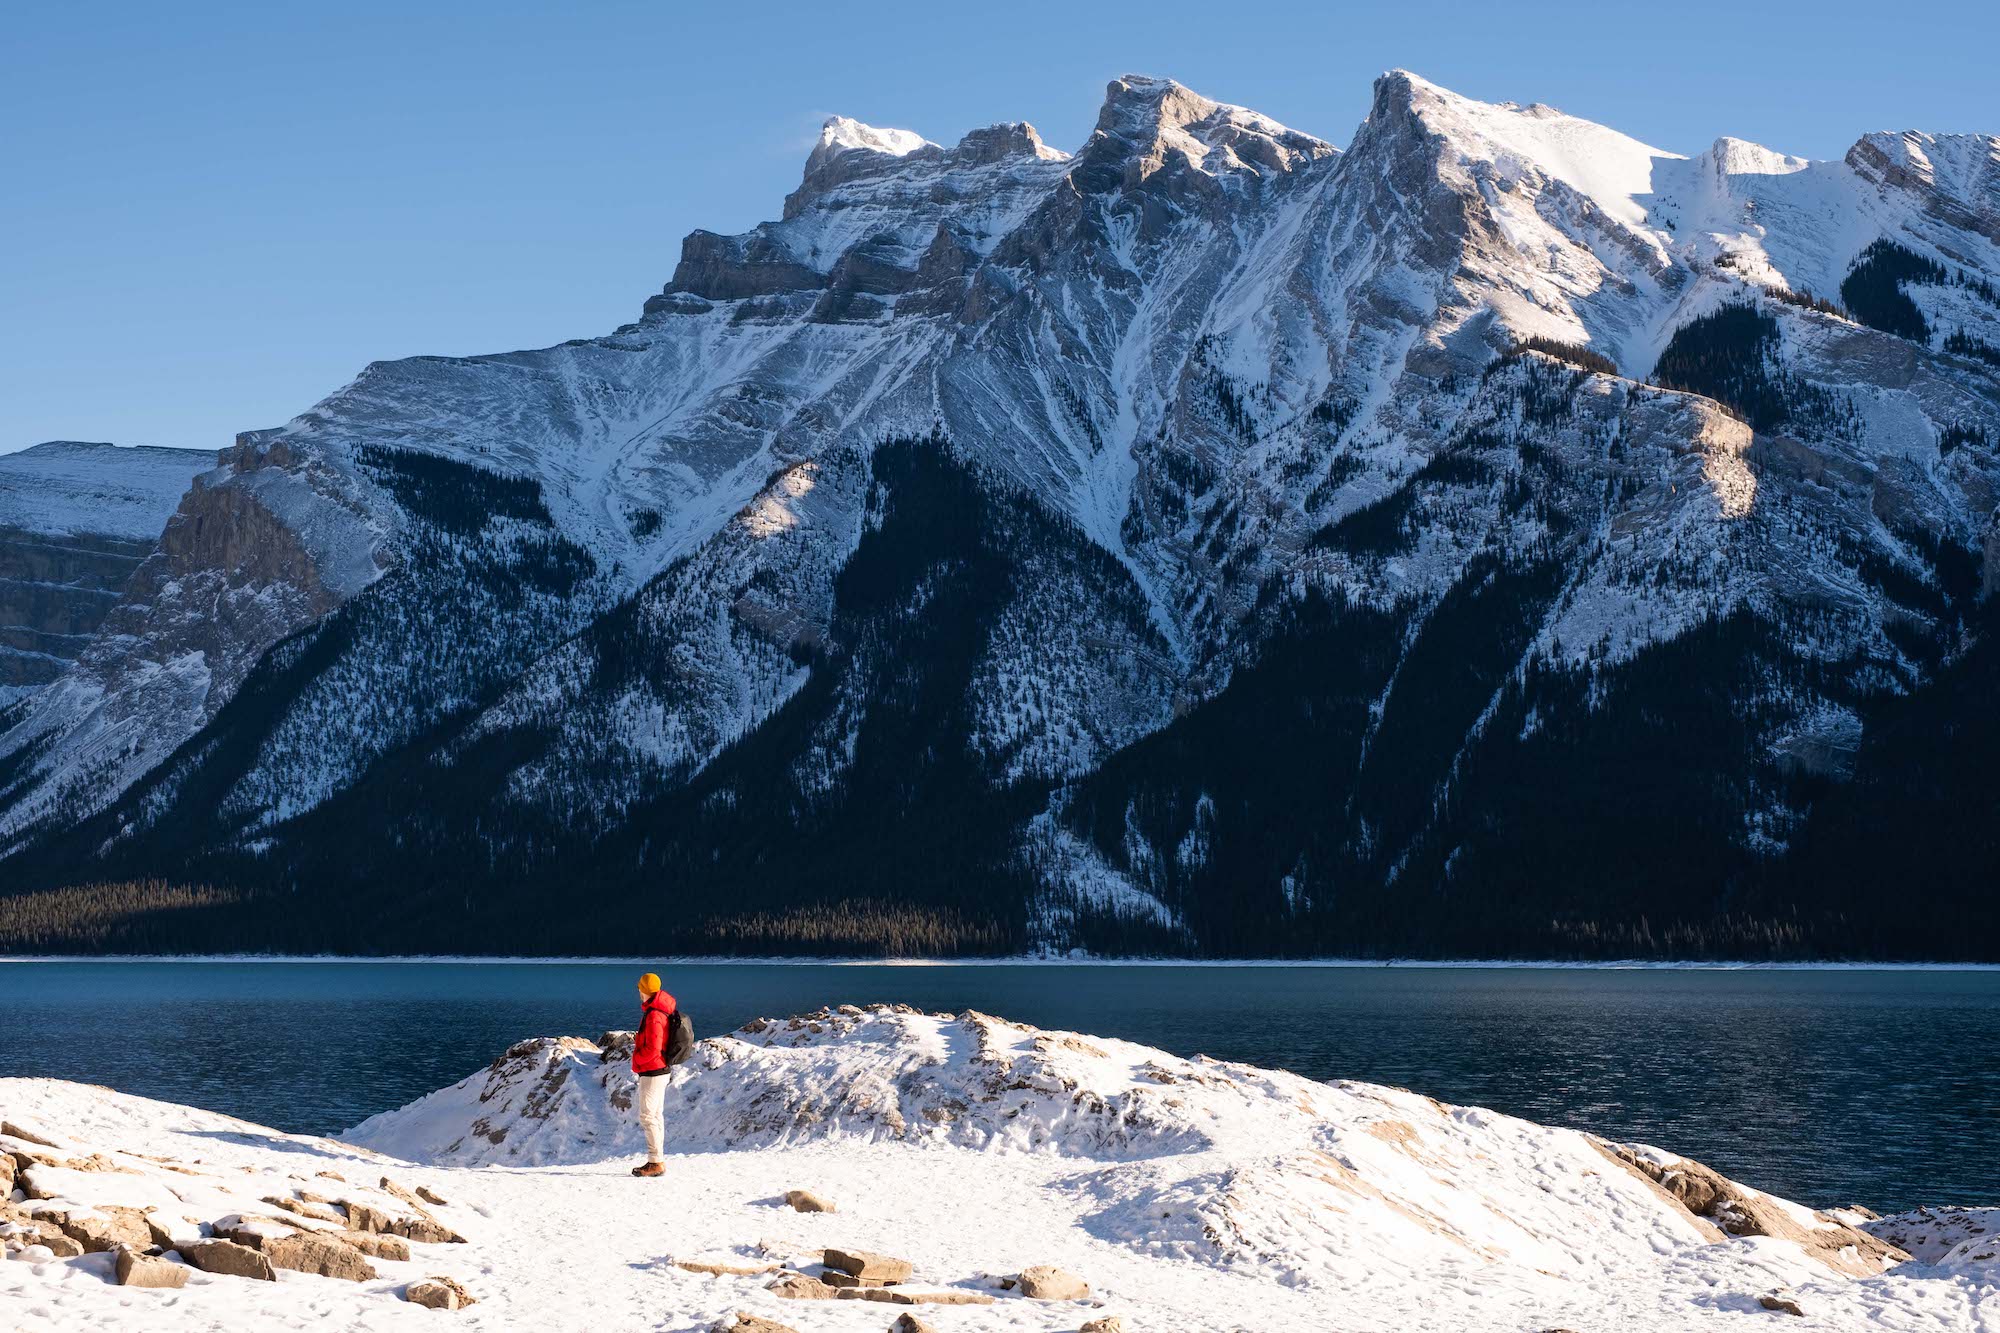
632, 990, 677, 1075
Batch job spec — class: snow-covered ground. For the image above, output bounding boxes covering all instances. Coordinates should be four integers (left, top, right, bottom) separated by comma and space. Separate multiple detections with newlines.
2, 1007, 1992, 1331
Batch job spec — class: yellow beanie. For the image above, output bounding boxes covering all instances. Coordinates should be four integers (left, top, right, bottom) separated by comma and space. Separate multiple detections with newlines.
637, 972, 661, 995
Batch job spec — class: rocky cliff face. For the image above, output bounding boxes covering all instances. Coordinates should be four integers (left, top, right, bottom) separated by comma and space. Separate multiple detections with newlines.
3, 73, 1997, 956
0, 442, 213, 706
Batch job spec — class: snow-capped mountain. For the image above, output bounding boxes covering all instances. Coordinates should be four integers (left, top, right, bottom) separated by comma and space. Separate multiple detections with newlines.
3, 72, 1996, 957
0, 442, 213, 707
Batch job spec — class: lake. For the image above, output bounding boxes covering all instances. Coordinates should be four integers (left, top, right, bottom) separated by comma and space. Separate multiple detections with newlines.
1, 960, 1992, 1213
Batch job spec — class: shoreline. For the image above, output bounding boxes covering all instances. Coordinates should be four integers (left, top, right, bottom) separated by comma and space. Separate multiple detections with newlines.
4, 953, 1999, 969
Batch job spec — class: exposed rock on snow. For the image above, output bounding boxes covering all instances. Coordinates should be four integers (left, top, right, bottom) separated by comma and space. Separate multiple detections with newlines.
821, 1248, 911, 1283
1595, 1142, 1900, 1275
715, 1314, 799, 1333
404, 1274, 477, 1309
111, 1246, 187, 1289
178, 1237, 276, 1281
783, 1189, 835, 1214
1014, 1263, 1090, 1299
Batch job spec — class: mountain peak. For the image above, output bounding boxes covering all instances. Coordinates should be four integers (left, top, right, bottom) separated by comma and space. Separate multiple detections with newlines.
786, 116, 942, 217
1359, 68, 1676, 230
1075, 73, 1332, 194
953, 120, 1069, 166
813, 115, 932, 164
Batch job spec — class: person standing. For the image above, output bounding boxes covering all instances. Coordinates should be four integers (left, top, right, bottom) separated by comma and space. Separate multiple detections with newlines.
630, 971, 677, 1178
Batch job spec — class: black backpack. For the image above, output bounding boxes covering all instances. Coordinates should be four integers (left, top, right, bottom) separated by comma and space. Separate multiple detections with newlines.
664, 1010, 696, 1067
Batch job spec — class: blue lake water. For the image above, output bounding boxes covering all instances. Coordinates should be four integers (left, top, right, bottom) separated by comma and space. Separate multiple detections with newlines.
1, 961, 1992, 1213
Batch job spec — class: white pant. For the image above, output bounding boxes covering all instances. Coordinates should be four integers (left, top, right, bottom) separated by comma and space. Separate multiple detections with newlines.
638, 1073, 667, 1163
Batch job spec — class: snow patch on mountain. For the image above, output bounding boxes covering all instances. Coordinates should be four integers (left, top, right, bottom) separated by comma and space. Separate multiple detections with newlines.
0, 442, 213, 541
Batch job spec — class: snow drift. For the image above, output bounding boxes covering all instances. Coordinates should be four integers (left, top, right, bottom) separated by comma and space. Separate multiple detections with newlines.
4, 1007, 1995, 1330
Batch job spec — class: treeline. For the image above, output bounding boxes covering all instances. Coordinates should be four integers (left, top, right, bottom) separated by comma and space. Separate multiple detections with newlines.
696, 900, 1013, 957
0, 880, 244, 953
1508, 336, 1618, 376
1652, 302, 1855, 437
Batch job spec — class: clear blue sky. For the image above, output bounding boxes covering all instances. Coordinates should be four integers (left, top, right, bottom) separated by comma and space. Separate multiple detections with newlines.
5, 0, 1995, 454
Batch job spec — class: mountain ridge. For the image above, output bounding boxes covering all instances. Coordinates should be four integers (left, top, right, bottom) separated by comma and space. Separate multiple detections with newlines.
2, 71, 1996, 957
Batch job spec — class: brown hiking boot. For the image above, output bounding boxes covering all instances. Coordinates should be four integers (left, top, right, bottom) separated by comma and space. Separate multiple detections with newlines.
631, 1161, 665, 1178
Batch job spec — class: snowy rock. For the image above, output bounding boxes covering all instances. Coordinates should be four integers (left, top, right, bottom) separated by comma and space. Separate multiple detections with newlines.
888, 1317, 936, 1333
0, 1122, 63, 1149
178, 1237, 276, 1281
784, 1190, 835, 1214
338, 1230, 411, 1260
768, 1273, 840, 1300
54, 1205, 152, 1253
676, 1257, 780, 1277
263, 1193, 346, 1224
823, 1248, 913, 1283
1015, 1264, 1090, 1300
1865, 1205, 2000, 1265
262, 1230, 378, 1282
113, 1245, 189, 1289
1758, 1293, 1806, 1316
1597, 1143, 1902, 1276
1079, 1318, 1127, 1333
712, 1315, 799, 1333
406, 1275, 478, 1310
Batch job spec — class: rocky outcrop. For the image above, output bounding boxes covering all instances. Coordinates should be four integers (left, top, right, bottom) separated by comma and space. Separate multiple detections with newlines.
1595, 1143, 1907, 1276
178, 1237, 276, 1281
0, 442, 211, 704
113, 1245, 189, 1288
